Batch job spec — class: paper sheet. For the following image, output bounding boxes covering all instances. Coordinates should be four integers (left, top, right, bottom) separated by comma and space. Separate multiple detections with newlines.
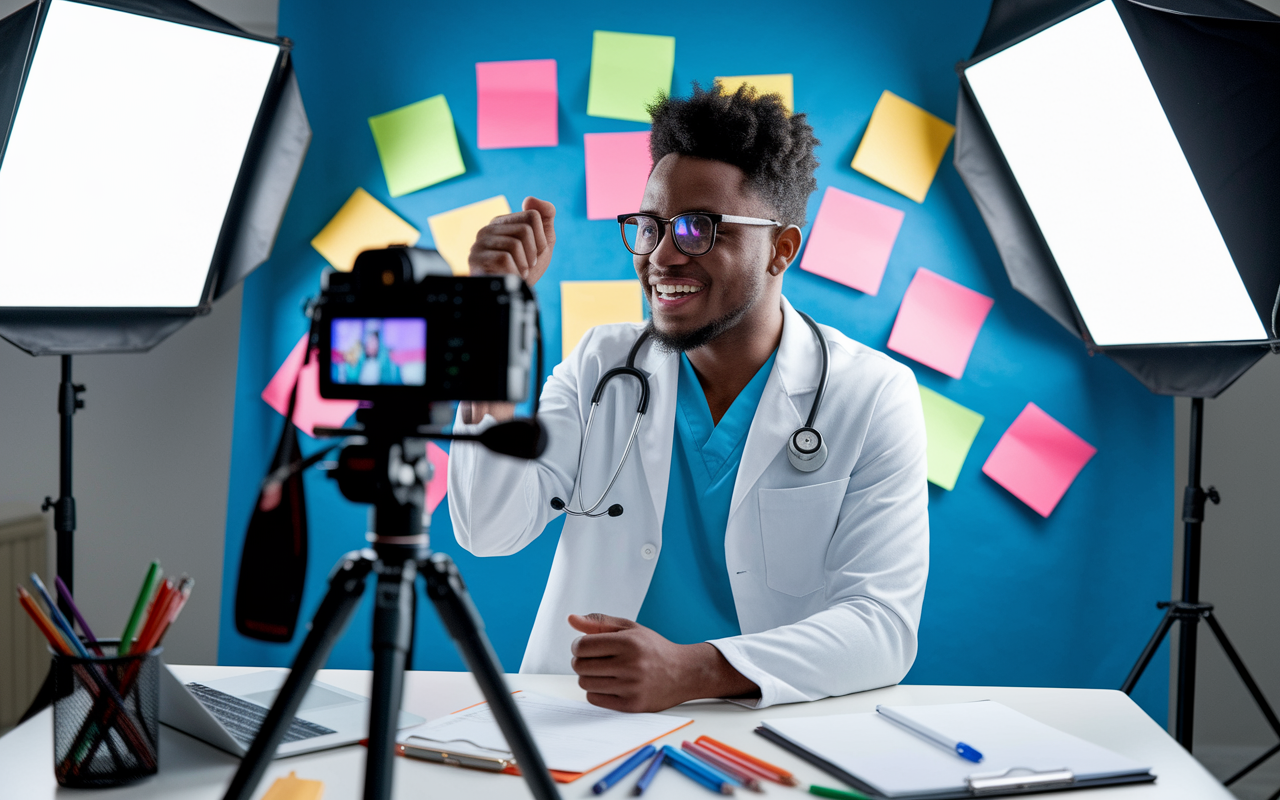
476, 59, 558, 149
584, 132, 652, 221
717, 73, 794, 112
982, 403, 1097, 518
919, 387, 984, 491
851, 90, 956, 203
586, 30, 675, 122
368, 94, 466, 197
427, 195, 511, 276
887, 268, 994, 379
398, 691, 691, 774
798, 186, 904, 295
561, 280, 644, 358
310, 188, 420, 272
261, 335, 359, 438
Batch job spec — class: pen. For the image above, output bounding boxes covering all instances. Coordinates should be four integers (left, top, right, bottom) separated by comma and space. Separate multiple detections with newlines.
876, 704, 983, 763
56, 576, 104, 656
120, 560, 162, 655
809, 784, 873, 800
695, 736, 798, 785
594, 744, 656, 794
29, 573, 89, 658
633, 750, 665, 796
663, 745, 736, 793
682, 741, 762, 792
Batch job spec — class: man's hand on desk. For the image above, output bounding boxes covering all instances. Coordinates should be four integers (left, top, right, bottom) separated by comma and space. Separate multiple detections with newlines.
568, 613, 760, 712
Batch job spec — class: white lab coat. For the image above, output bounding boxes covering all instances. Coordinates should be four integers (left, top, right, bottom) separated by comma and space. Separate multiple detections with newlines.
448, 297, 929, 707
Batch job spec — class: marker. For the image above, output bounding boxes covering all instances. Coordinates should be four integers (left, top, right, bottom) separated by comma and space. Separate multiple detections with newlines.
633, 749, 665, 796
695, 736, 798, 785
663, 745, 736, 794
119, 560, 162, 655
594, 744, 656, 794
876, 705, 984, 763
56, 576, 103, 656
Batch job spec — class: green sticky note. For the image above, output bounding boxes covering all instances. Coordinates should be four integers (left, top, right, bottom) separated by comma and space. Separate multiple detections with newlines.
919, 386, 984, 491
587, 30, 675, 122
368, 94, 465, 197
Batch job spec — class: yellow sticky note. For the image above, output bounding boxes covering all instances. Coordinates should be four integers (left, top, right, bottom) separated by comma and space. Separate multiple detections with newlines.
310, 188, 420, 272
426, 195, 511, 276
561, 280, 644, 358
851, 90, 956, 203
716, 74, 794, 113
261, 771, 324, 800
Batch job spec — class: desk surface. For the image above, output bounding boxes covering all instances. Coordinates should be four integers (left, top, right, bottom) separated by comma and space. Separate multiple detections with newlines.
0, 666, 1228, 799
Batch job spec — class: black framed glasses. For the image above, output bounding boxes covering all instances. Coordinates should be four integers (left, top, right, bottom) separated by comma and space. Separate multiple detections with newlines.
617, 212, 782, 257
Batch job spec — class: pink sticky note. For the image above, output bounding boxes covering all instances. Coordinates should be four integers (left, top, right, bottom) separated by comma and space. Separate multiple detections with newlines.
982, 403, 1097, 518
584, 131, 651, 220
425, 442, 449, 514
799, 186, 905, 295
262, 335, 359, 438
476, 59, 558, 149
887, 268, 994, 379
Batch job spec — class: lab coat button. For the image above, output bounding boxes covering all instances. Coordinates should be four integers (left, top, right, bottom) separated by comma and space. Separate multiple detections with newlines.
640, 544, 657, 560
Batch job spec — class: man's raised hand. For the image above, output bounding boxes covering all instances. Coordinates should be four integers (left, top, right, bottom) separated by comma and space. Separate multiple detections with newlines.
468, 196, 556, 285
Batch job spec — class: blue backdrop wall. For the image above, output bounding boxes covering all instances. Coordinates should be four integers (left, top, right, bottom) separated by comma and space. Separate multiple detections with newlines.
218, 0, 1174, 723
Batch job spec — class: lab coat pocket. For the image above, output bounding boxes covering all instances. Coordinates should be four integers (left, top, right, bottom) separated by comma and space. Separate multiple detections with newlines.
758, 478, 850, 597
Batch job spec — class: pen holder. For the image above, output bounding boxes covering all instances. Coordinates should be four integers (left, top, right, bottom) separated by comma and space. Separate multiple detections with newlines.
51, 639, 161, 788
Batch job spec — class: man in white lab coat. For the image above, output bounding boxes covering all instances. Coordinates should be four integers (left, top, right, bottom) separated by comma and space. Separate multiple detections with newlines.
449, 83, 929, 712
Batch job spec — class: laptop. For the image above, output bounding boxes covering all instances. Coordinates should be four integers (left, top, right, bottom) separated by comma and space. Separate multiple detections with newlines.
159, 665, 425, 757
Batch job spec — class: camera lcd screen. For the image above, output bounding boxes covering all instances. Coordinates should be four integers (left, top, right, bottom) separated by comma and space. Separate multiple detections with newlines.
329, 318, 426, 387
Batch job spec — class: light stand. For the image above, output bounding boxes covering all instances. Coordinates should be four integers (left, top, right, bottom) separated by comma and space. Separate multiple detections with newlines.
222, 407, 560, 800
1121, 398, 1280, 784
40, 355, 84, 616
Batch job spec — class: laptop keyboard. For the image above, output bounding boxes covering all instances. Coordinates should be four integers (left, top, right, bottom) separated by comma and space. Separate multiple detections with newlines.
186, 682, 337, 747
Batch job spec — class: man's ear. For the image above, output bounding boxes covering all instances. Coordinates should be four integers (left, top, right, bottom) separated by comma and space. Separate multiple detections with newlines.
769, 225, 803, 276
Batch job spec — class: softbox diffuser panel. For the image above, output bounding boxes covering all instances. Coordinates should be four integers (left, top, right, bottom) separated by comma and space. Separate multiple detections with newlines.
964, 0, 1266, 347
0, 0, 280, 308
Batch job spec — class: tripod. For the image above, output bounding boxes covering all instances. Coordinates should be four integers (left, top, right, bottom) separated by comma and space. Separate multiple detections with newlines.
1122, 397, 1280, 793
223, 408, 560, 800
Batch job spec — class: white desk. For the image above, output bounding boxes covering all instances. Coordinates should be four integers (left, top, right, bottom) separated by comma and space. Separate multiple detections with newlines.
0, 665, 1230, 799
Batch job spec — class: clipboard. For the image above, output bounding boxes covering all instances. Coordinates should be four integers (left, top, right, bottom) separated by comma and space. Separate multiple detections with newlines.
754, 701, 1156, 799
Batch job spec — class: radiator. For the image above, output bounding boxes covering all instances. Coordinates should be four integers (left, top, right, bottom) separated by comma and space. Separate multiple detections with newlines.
0, 506, 48, 730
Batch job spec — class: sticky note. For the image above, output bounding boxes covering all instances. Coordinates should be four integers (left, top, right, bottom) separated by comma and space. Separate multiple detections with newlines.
799, 186, 904, 295
717, 74, 794, 112
887, 268, 994, 379
261, 335, 359, 438
983, 403, 1097, 517
261, 771, 324, 800
561, 280, 644, 358
368, 94, 466, 197
852, 90, 956, 203
587, 30, 675, 122
426, 442, 449, 514
476, 59, 558, 149
310, 188, 420, 272
584, 132, 652, 221
919, 386, 984, 491
427, 195, 511, 276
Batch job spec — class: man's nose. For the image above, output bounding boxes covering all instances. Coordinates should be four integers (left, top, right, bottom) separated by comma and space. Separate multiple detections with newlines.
650, 224, 690, 267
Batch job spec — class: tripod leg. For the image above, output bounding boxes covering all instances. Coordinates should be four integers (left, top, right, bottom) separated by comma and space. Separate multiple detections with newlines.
422, 552, 561, 800
1122, 606, 1178, 694
1202, 612, 1280, 787
222, 550, 376, 800
1176, 612, 1199, 749
363, 557, 416, 800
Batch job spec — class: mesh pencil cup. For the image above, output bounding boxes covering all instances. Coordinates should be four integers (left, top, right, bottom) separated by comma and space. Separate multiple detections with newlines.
51, 639, 161, 788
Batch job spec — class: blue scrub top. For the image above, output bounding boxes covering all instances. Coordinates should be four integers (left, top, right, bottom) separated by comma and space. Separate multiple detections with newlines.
636, 349, 778, 644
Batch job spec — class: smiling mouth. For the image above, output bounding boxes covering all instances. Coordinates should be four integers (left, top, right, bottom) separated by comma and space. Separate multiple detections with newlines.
653, 283, 704, 301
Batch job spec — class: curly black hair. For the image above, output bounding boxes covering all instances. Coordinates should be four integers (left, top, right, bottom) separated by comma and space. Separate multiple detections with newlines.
647, 82, 820, 228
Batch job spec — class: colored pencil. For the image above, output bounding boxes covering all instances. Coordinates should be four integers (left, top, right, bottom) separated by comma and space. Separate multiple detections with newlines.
29, 573, 88, 658
119, 560, 162, 655
594, 744, 656, 794
683, 741, 763, 792
695, 736, 798, 785
16, 587, 74, 655
633, 750, 666, 796
663, 746, 733, 795
810, 784, 873, 800
55, 576, 104, 656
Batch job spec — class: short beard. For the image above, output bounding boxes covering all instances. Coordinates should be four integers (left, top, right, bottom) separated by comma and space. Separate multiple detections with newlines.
646, 300, 753, 353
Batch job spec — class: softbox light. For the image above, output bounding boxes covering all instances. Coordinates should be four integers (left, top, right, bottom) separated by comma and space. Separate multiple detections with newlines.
0, 0, 310, 355
955, 0, 1280, 397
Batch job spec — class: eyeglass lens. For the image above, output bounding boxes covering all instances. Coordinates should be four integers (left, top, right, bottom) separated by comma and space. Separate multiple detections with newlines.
622, 214, 715, 256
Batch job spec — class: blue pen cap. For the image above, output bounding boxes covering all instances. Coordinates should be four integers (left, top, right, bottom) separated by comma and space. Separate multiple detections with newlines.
956, 742, 983, 763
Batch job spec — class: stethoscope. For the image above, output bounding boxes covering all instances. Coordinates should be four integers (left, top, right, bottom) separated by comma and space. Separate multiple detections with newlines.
550, 311, 830, 518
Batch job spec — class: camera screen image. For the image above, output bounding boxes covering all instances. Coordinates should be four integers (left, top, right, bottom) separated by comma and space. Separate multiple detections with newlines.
329, 317, 426, 387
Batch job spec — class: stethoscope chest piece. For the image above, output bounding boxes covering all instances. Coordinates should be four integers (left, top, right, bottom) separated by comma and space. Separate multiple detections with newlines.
787, 426, 827, 472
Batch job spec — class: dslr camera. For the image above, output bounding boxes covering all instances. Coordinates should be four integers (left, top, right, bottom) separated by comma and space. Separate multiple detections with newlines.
316, 246, 536, 406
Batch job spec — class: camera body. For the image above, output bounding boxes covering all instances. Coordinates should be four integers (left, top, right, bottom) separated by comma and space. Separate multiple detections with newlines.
316, 246, 535, 405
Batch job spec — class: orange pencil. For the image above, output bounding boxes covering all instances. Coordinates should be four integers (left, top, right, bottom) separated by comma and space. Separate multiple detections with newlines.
17, 587, 74, 655
133, 579, 176, 653
695, 736, 798, 786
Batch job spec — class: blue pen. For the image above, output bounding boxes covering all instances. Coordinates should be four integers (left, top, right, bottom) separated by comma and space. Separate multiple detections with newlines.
594, 744, 657, 794
30, 573, 89, 658
662, 745, 735, 794
633, 749, 666, 796
876, 705, 984, 763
